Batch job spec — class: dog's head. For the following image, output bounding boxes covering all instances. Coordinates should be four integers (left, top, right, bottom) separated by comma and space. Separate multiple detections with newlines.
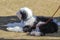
16, 7, 33, 21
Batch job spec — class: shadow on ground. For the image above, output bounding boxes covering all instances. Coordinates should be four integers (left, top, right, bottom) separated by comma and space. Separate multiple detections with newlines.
0, 16, 60, 37
0, 16, 20, 31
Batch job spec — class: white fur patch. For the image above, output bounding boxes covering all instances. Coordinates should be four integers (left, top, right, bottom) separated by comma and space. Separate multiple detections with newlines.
24, 17, 36, 26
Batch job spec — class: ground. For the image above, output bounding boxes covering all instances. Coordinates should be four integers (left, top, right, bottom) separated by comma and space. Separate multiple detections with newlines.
0, 0, 60, 40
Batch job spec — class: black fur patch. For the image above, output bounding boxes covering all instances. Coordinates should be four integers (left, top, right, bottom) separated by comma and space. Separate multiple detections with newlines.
20, 11, 27, 20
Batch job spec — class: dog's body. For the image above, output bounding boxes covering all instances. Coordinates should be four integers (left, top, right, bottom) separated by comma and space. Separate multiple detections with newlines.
23, 16, 58, 36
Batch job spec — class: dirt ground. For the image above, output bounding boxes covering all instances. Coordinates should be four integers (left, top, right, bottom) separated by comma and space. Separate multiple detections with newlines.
0, 0, 60, 40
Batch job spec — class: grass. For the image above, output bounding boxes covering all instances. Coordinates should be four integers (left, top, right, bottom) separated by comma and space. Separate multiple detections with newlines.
0, 0, 60, 39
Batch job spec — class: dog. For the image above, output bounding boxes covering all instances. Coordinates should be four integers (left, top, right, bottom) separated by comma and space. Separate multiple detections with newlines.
7, 7, 58, 36
16, 7, 58, 36
17, 8, 58, 35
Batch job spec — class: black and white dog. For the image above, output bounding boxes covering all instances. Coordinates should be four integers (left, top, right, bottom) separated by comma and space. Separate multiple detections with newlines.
7, 7, 58, 36
16, 7, 58, 36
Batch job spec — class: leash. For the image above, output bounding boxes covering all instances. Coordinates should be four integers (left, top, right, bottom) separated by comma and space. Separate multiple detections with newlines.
36, 5, 60, 27
46, 5, 60, 24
